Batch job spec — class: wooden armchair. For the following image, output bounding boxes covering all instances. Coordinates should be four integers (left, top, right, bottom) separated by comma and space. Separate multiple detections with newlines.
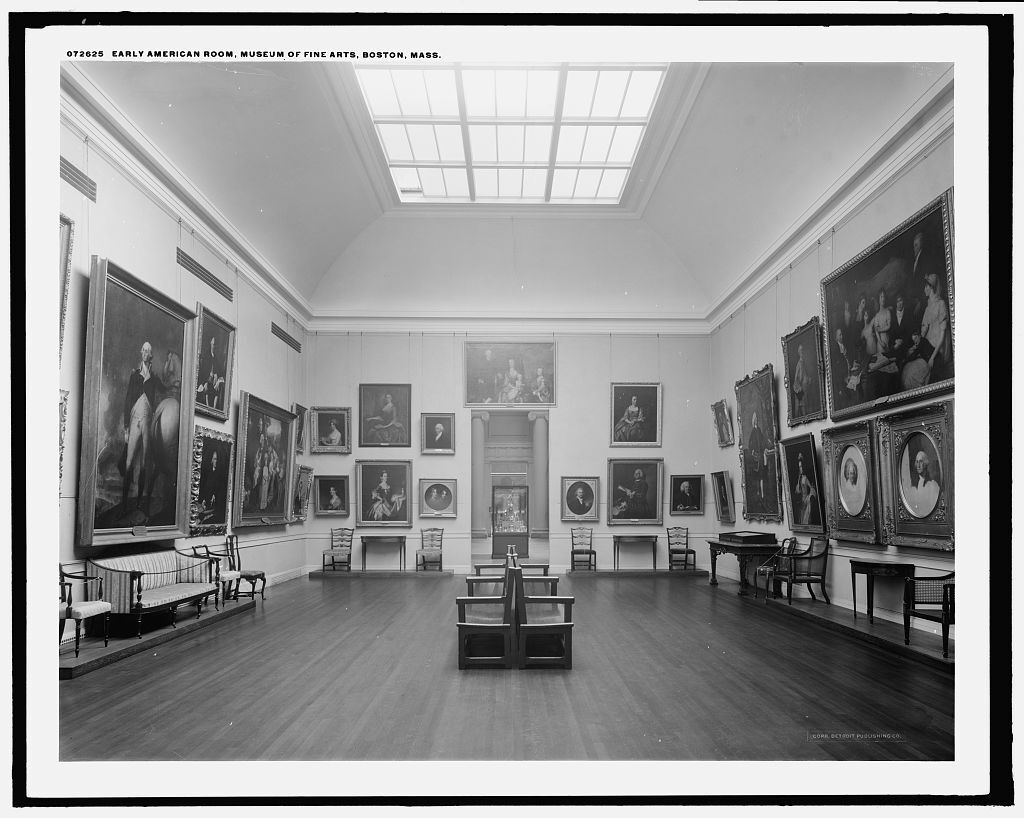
513, 562, 574, 669
456, 560, 517, 669
193, 543, 242, 602
415, 528, 444, 571
570, 527, 596, 571
753, 537, 798, 602
323, 527, 354, 573
466, 557, 558, 597
666, 526, 695, 571
904, 572, 954, 658
60, 564, 111, 657
774, 536, 830, 605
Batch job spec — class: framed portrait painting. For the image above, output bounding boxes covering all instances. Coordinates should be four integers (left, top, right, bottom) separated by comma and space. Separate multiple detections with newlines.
310, 406, 352, 454
735, 364, 783, 523
778, 434, 826, 534
561, 476, 599, 522
359, 385, 411, 447
189, 426, 234, 537
711, 399, 734, 447
232, 392, 297, 528
464, 341, 556, 407
60, 214, 74, 365
821, 188, 954, 421
293, 403, 308, 454
193, 303, 236, 422
821, 420, 880, 544
293, 464, 314, 521
421, 412, 455, 454
876, 400, 953, 551
419, 478, 457, 518
669, 474, 704, 516
781, 316, 827, 427
355, 460, 412, 527
710, 470, 736, 525
313, 474, 349, 517
610, 383, 662, 446
607, 458, 663, 526
77, 257, 198, 546
59, 389, 69, 493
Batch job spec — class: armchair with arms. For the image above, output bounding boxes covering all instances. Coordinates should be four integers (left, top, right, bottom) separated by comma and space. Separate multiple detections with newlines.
904, 571, 954, 658
774, 536, 830, 605
60, 564, 111, 657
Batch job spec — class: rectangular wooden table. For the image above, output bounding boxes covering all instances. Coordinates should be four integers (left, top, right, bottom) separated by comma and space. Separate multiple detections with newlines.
706, 539, 781, 594
361, 535, 407, 572
849, 560, 916, 622
613, 535, 658, 570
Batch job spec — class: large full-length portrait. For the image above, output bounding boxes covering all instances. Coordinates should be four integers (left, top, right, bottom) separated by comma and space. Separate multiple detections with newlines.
59, 214, 74, 365
669, 474, 704, 516
77, 257, 197, 546
292, 464, 314, 521
189, 426, 234, 537
464, 342, 556, 406
876, 400, 953, 550
821, 420, 880, 544
419, 478, 457, 518
561, 476, 599, 522
232, 392, 297, 528
610, 383, 662, 446
778, 434, 826, 534
607, 458, 663, 526
311, 406, 352, 454
735, 364, 782, 523
711, 398, 734, 447
356, 460, 412, 527
193, 303, 236, 422
293, 403, 308, 454
359, 385, 411, 447
710, 470, 736, 525
313, 474, 349, 517
821, 189, 954, 421
781, 316, 827, 426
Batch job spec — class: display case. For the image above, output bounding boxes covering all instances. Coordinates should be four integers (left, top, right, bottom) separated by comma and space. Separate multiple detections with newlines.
491, 485, 529, 558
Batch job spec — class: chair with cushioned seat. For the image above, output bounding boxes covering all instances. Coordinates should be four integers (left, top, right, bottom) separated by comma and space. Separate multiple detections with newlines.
323, 527, 353, 573
60, 564, 111, 658
227, 534, 267, 599
193, 543, 242, 602
904, 571, 955, 658
415, 527, 444, 571
570, 527, 596, 571
775, 536, 830, 605
666, 526, 696, 571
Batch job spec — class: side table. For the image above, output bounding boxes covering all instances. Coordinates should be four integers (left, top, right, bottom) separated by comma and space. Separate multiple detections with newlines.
849, 560, 915, 622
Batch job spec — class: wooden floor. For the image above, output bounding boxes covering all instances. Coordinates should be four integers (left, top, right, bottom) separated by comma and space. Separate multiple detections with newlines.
59, 571, 953, 761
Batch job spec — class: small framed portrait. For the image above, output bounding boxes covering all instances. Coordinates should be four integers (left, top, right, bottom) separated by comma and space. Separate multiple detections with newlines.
607, 459, 664, 526
293, 403, 308, 454
821, 188, 954, 421
355, 460, 413, 527
561, 476, 599, 522
313, 474, 350, 517
189, 426, 235, 537
464, 341, 556, 406
610, 382, 662, 446
710, 470, 736, 525
60, 214, 74, 365
711, 399, 734, 447
310, 406, 352, 454
781, 316, 827, 427
735, 364, 783, 523
232, 392, 298, 529
293, 464, 314, 521
876, 400, 953, 550
821, 420, 880, 544
359, 384, 411, 447
420, 412, 455, 454
193, 303, 236, 422
419, 478, 457, 518
669, 474, 704, 516
778, 434, 826, 534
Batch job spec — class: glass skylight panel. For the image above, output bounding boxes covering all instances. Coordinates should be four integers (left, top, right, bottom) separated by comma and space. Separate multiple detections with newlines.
356, 63, 666, 204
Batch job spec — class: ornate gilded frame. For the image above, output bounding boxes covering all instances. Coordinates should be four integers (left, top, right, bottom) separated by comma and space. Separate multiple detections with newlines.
821, 420, 881, 544
734, 363, 783, 523
293, 403, 309, 454
355, 460, 413, 528
607, 458, 664, 526
59, 214, 74, 366
193, 303, 236, 422
710, 470, 736, 525
292, 464, 314, 521
232, 391, 297, 528
781, 315, 827, 427
310, 406, 352, 454
313, 474, 350, 517
778, 433, 826, 535
711, 398, 735, 447
189, 425, 235, 537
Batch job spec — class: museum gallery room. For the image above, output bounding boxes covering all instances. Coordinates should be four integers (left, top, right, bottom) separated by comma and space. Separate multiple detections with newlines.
33, 22, 996, 803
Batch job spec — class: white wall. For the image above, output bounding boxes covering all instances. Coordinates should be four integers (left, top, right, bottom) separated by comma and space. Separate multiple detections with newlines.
707, 132, 955, 629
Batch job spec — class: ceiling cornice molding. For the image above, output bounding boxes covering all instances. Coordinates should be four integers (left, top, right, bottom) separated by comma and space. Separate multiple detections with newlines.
704, 68, 955, 330
60, 63, 315, 326
306, 315, 712, 336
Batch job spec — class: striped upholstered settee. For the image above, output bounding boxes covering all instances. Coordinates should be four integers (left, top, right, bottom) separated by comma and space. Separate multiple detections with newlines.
86, 550, 219, 638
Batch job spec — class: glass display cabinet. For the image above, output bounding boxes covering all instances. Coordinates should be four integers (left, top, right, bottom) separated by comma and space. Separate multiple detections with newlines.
491, 485, 529, 558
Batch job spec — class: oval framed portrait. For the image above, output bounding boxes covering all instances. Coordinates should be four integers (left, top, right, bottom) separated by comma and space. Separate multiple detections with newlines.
898, 430, 942, 519
838, 444, 868, 516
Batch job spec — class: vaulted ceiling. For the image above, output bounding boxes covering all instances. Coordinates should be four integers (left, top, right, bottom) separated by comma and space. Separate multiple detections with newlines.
73, 60, 951, 323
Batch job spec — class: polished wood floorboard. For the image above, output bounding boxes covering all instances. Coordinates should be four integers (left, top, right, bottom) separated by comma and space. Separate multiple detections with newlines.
59, 572, 953, 761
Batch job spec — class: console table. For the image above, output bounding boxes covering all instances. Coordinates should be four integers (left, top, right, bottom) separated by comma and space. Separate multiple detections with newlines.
361, 535, 407, 572
850, 560, 915, 622
706, 539, 781, 594
613, 535, 658, 570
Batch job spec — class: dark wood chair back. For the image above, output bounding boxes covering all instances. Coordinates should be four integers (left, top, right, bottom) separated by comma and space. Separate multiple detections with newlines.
904, 571, 955, 658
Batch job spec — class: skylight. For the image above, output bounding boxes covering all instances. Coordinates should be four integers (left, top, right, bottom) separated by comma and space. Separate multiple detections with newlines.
355, 64, 667, 205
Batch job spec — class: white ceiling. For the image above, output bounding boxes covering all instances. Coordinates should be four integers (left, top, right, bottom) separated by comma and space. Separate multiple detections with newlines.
75, 60, 951, 322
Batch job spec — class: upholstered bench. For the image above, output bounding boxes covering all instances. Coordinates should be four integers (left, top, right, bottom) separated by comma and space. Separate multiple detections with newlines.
86, 550, 219, 638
